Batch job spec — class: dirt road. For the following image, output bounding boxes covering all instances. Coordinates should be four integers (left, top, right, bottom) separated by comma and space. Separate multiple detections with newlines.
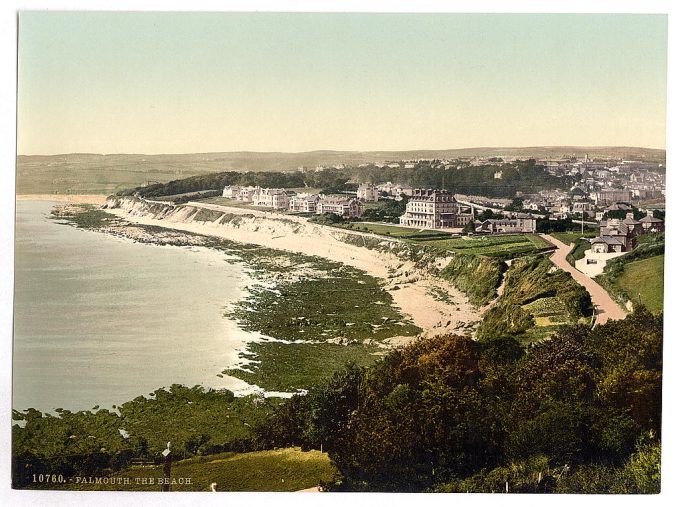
540, 234, 627, 325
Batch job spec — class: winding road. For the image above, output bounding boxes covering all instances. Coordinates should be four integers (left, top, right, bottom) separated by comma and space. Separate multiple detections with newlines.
540, 234, 627, 325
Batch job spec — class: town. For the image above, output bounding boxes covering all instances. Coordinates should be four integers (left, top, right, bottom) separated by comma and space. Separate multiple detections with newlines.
215, 154, 664, 278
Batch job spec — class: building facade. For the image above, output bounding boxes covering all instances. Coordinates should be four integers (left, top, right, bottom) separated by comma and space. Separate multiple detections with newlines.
595, 190, 633, 205
356, 184, 379, 202
252, 188, 290, 209
639, 211, 665, 233
222, 185, 241, 199
399, 189, 473, 229
289, 194, 320, 213
239, 186, 260, 202
317, 196, 363, 218
476, 214, 537, 234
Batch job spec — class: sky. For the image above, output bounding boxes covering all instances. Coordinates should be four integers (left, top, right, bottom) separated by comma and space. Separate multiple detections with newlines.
17, 12, 668, 155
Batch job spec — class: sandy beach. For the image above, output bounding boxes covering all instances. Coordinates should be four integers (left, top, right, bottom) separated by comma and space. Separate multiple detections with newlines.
17, 194, 108, 204
104, 198, 481, 337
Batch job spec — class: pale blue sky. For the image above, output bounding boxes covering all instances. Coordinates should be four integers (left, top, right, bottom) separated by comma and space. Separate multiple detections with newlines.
17, 12, 667, 154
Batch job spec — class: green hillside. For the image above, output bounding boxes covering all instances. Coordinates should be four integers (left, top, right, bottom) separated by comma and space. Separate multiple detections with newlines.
57, 448, 336, 492
614, 255, 664, 314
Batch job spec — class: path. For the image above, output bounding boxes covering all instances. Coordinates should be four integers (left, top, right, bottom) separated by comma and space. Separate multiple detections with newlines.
480, 261, 511, 314
540, 234, 627, 325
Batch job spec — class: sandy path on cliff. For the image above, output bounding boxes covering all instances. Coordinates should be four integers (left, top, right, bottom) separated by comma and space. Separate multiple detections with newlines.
105, 202, 480, 337
540, 234, 627, 324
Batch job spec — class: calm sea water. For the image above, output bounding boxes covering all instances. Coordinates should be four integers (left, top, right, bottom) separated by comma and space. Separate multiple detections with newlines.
13, 200, 258, 413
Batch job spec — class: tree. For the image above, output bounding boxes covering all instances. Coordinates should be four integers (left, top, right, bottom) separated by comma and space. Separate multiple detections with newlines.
505, 197, 525, 212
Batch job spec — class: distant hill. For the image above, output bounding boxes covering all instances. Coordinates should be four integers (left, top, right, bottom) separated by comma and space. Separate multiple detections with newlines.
16, 146, 665, 195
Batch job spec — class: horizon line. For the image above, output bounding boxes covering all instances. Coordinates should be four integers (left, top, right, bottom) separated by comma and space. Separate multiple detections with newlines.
16, 144, 667, 158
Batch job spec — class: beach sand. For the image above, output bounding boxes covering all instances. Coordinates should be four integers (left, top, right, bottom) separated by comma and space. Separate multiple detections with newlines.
105, 200, 481, 337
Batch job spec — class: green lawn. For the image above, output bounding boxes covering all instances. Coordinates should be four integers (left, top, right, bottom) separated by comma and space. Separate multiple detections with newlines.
552, 231, 598, 265
551, 230, 598, 245
614, 255, 664, 314
56, 448, 337, 492
423, 234, 551, 257
337, 222, 551, 258
340, 222, 452, 239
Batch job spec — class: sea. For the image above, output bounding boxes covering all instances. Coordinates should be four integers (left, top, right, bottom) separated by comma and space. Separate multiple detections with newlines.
13, 200, 258, 413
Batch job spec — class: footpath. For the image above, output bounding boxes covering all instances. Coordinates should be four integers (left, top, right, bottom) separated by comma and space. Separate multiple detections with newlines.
540, 234, 627, 324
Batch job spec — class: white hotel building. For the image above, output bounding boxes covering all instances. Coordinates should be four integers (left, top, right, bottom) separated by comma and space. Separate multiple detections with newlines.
399, 189, 473, 229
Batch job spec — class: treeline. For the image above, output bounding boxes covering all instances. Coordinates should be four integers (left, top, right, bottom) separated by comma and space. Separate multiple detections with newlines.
604, 208, 665, 221
116, 160, 573, 200
253, 308, 662, 493
117, 171, 308, 198
536, 218, 588, 234
345, 159, 573, 197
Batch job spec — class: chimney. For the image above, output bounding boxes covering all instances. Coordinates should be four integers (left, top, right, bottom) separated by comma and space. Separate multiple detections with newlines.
647, 209, 654, 217
626, 212, 634, 220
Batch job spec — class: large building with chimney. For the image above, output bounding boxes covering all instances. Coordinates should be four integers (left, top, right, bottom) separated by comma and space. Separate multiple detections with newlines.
590, 212, 641, 253
399, 189, 473, 229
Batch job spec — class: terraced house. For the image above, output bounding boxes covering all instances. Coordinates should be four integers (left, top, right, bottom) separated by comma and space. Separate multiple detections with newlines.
289, 194, 320, 213
399, 189, 473, 229
252, 188, 290, 209
476, 214, 537, 234
316, 196, 363, 218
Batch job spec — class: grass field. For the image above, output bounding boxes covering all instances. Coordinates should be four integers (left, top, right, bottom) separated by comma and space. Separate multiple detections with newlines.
340, 222, 452, 238
423, 234, 552, 256
522, 296, 572, 326
56, 448, 337, 492
336, 222, 551, 258
329, 222, 454, 241
552, 230, 598, 265
614, 255, 664, 314
287, 187, 323, 194
551, 230, 598, 245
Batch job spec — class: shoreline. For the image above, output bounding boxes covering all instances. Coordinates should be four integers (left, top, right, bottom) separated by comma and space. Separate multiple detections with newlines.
103, 199, 481, 337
